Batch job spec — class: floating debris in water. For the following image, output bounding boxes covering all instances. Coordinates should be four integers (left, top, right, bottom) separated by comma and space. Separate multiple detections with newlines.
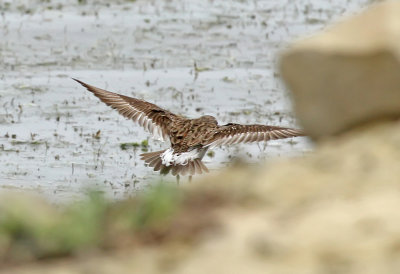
93, 130, 101, 139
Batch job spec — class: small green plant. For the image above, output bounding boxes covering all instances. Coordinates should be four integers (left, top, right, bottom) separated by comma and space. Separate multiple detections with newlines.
140, 140, 149, 152
120, 140, 149, 151
120, 142, 140, 150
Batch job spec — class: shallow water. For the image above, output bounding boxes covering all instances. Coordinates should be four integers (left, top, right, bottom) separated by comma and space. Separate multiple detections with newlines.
0, 0, 372, 202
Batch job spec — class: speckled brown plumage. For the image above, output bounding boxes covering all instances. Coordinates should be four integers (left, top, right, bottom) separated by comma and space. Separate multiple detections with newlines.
74, 79, 305, 177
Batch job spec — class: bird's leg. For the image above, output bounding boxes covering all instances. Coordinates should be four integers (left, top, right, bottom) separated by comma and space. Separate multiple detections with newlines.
188, 176, 192, 183
176, 175, 180, 186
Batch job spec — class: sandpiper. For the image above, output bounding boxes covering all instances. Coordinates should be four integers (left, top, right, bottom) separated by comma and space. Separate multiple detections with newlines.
74, 79, 305, 181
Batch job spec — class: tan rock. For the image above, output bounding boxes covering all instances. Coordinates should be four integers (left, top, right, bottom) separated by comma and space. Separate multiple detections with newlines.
280, 1, 400, 140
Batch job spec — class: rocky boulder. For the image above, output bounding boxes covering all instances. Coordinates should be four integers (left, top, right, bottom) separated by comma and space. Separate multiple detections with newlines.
280, 1, 400, 140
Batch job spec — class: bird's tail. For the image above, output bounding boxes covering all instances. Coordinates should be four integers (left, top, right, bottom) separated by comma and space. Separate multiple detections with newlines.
140, 150, 209, 176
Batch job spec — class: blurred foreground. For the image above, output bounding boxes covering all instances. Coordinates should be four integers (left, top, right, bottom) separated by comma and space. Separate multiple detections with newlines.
2, 121, 400, 274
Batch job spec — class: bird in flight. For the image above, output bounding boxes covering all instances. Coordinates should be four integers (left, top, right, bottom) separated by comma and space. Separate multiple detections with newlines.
74, 79, 305, 182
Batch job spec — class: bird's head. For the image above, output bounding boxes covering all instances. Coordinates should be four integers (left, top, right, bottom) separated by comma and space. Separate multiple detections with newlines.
199, 115, 218, 125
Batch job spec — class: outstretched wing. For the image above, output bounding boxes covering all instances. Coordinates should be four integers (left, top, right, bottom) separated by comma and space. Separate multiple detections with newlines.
73, 79, 179, 141
205, 123, 305, 149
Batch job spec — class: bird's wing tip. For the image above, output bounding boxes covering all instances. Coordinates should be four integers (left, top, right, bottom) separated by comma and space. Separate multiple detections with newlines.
72, 78, 93, 91
71, 77, 89, 87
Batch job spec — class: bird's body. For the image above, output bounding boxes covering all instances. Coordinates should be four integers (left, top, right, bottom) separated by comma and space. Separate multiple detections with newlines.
74, 79, 305, 177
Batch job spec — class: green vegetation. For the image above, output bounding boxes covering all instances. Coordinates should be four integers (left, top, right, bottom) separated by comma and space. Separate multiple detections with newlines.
141, 140, 148, 147
0, 184, 182, 264
120, 142, 139, 150
11, 140, 45, 146
120, 140, 149, 152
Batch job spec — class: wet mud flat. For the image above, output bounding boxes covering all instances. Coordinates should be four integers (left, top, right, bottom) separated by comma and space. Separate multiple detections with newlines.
0, 0, 371, 202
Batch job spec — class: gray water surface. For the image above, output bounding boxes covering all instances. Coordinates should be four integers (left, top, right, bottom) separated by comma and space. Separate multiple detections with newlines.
0, 0, 372, 201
